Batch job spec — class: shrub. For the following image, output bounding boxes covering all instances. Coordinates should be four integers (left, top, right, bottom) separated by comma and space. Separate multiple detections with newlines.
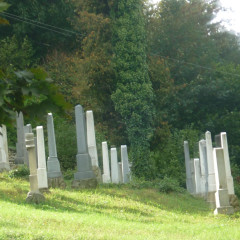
8, 165, 29, 179
158, 176, 185, 193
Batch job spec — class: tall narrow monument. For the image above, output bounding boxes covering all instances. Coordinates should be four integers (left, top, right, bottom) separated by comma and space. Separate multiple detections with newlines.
121, 145, 130, 183
0, 126, 10, 171
72, 105, 97, 188
111, 147, 120, 184
184, 141, 194, 194
102, 141, 111, 183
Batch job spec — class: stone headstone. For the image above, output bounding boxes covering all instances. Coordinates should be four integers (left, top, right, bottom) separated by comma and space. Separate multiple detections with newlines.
86, 110, 102, 183
184, 141, 194, 194
118, 162, 123, 183
15, 112, 28, 165
111, 148, 119, 184
190, 159, 196, 194
199, 140, 208, 198
102, 141, 111, 183
220, 132, 235, 195
213, 148, 234, 214
194, 158, 201, 195
36, 126, 48, 190
72, 105, 97, 188
25, 133, 45, 203
47, 113, 65, 188
0, 126, 10, 171
2, 125, 9, 164
121, 145, 130, 183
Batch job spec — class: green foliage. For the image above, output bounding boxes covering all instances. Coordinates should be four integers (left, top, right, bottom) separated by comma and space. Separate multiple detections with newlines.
8, 165, 29, 179
158, 176, 185, 193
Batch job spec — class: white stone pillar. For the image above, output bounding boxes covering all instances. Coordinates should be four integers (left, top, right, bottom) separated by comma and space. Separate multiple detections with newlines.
121, 145, 130, 183
184, 141, 194, 194
36, 126, 48, 189
199, 139, 208, 197
194, 158, 201, 195
102, 142, 111, 183
2, 125, 9, 164
220, 132, 234, 195
213, 148, 234, 214
0, 126, 10, 171
111, 148, 119, 184
190, 159, 196, 194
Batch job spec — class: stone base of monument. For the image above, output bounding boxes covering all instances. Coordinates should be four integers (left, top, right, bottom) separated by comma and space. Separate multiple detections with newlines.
48, 177, 66, 188
206, 191, 216, 209
102, 174, 111, 183
72, 178, 98, 189
26, 191, 45, 204
229, 194, 240, 212
92, 166, 102, 183
0, 162, 10, 172
214, 206, 234, 215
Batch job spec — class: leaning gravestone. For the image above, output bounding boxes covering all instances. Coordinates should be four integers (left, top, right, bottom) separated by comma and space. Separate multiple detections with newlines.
25, 133, 45, 204
36, 126, 48, 191
47, 113, 65, 188
194, 158, 201, 196
0, 126, 10, 171
111, 147, 120, 184
102, 141, 111, 183
121, 145, 130, 183
15, 112, 28, 165
72, 105, 97, 188
213, 148, 234, 214
86, 110, 102, 183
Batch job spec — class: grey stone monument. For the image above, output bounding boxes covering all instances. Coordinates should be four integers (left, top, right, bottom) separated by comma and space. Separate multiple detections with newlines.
0, 126, 10, 171
2, 125, 9, 165
47, 113, 65, 188
86, 110, 102, 183
184, 141, 194, 194
190, 159, 196, 195
111, 147, 120, 184
102, 141, 111, 183
194, 158, 201, 195
15, 112, 28, 165
72, 105, 97, 188
118, 162, 123, 183
25, 133, 45, 204
121, 145, 130, 183
213, 148, 234, 215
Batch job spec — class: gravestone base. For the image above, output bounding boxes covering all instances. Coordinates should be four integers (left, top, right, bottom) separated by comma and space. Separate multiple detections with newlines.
0, 162, 10, 172
72, 178, 98, 189
102, 174, 111, 183
26, 191, 45, 204
48, 177, 66, 188
214, 206, 234, 215
207, 191, 216, 209
92, 166, 102, 183
229, 194, 240, 212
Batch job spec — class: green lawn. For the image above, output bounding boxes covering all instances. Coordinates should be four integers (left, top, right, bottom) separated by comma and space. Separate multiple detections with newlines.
0, 173, 240, 240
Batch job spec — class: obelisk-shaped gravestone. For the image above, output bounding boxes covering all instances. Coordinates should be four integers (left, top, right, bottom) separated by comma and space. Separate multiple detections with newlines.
25, 133, 45, 203
121, 145, 130, 183
213, 148, 234, 215
36, 126, 48, 190
0, 126, 10, 171
15, 112, 28, 165
102, 142, 111, 183
47, 113, 65, 188
184, 141, 194, 194
2, 125, 9, 165
194, 158, 201, 195
86, 110, 102, 183
111, 148, 119, 184
72, 105, 97, 188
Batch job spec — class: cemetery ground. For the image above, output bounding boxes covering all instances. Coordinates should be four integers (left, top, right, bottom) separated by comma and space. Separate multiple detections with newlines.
0, 174, 240, 240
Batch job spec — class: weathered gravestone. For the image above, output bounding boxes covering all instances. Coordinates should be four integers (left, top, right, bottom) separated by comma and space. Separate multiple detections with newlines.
111, 147, 120, 184
0, 126, 10, 171
213, 148, 234, 214
199, 140, 208, 198
102, 141, 111, 183
194, 158, 201, 196
47, 113, 65, 188
25, 133, 45, 204
118, 162, 123, 183
15, 112, 28, 165
86, 110, 102, 183
121, 145, 130, 183
2, 125, 9, 165
36, 126, 48, 191
72, 105, 97, 188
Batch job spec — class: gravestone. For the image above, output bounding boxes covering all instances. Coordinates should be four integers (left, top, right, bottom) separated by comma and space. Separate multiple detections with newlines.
2, 125, 9, 165
190, 159, 196, 195
213, 148, 234, 214
25, 133, 45, 204
111, 148, 119, 184
194, 158, 201, 195
72, 105, 97, 188
15, 112, 28, 165
102, 141, 111, 183
184, 141, 194, 194
205, 131, 216, 206
36, 126, 48, 191
118, 162, 123, 183
86, 110, 102, 183
0, 126, 10, 171
199, 140, 208, 198
121, 145, 130, 183
47, 113, 65, 188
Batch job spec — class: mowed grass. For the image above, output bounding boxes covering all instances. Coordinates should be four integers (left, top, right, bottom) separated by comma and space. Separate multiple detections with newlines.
0, 174, 240, 240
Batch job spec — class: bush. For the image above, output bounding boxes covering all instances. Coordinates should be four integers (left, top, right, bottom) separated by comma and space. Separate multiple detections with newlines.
8, 165, 29, 179
158, 176, 185, 193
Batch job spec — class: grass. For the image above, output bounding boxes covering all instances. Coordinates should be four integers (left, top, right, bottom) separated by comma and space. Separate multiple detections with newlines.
0, 173, 240, 239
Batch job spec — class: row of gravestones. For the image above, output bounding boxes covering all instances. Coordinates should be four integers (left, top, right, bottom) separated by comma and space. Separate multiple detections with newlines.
184, 131, 239, 215
0, 104, 131, 203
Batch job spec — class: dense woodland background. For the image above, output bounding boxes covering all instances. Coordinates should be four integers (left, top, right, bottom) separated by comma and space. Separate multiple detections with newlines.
1, 0, 240, 193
